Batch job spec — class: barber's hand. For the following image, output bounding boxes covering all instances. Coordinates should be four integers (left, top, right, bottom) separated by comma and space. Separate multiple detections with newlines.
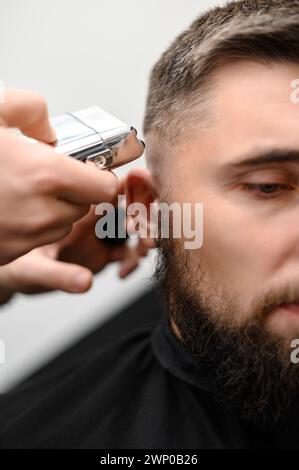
0, 89, 124, 265
0, 201, 151, 302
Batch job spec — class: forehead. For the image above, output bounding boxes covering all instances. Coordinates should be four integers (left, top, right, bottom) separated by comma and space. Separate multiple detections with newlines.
179, 60, 299, 173
206, 61, 299, 155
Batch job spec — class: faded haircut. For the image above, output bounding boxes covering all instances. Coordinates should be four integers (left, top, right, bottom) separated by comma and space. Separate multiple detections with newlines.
143, 0, 299, 148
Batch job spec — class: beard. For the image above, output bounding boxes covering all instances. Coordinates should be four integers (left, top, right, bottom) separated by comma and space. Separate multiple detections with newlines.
154, 235, 299, 430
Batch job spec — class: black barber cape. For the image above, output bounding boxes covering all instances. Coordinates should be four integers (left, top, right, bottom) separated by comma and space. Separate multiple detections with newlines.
0, 312, 298, 449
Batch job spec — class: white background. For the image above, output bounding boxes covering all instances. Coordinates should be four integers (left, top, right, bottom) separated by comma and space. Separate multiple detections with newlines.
0, 0, 219, 392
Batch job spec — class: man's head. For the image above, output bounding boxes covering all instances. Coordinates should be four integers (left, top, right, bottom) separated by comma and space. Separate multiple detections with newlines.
125, 0, 299, 425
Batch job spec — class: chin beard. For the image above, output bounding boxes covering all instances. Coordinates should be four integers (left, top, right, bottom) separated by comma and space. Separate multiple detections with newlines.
154, 238, 299, 430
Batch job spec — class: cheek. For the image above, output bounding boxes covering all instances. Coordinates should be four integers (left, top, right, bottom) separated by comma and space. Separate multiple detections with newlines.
197, 201, 286, 302
166, 178, 296, 304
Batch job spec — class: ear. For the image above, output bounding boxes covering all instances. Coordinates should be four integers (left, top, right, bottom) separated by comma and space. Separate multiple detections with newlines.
125, 167, 157, 205
123, 168, 158, 249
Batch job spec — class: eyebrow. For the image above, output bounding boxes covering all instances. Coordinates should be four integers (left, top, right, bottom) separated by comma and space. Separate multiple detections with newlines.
224, 148, 299, 171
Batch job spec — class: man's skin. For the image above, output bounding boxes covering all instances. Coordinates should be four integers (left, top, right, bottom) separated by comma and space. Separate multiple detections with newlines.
4, 59, 299, 350
125, 60, 299, 346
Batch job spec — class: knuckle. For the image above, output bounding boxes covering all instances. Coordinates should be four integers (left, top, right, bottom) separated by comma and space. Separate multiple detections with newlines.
27, 217, 73, 241
27, 215, 51, 234
102, 171, 118, 200
22, 209, 58, 235
31, 168, 57, 193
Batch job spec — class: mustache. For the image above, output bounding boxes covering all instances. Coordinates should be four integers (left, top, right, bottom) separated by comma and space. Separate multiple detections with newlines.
156, 236, 299, 326
252, 283, 299, 319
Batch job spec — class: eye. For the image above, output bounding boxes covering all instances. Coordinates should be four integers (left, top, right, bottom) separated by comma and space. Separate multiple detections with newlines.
240, 182, 296, 198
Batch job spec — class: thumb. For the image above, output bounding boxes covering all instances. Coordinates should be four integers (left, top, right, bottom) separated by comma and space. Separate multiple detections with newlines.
0, 89, 56, 143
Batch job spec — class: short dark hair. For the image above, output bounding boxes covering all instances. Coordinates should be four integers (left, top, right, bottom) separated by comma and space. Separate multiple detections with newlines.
143, 0, 299, 144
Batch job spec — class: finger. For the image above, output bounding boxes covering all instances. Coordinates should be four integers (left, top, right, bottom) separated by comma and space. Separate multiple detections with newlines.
13, 199, 90, 237
111, 175, 127, 206
52, 152, 119, 204
14, 256, 93, 294
35, 198, 90, 233
27, 224, 74, 252
0, 89, 56, 143
5, 132, 119, 205
112, 244, 140, 278
136, 238, 150, 257
119, 256, 139, 278
41, 259, 93, 293
52, 200, 91, 227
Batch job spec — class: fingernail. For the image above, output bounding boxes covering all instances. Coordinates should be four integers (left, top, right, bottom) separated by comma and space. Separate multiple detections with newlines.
130, 126, 137, 135
73, 271, 91, 292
